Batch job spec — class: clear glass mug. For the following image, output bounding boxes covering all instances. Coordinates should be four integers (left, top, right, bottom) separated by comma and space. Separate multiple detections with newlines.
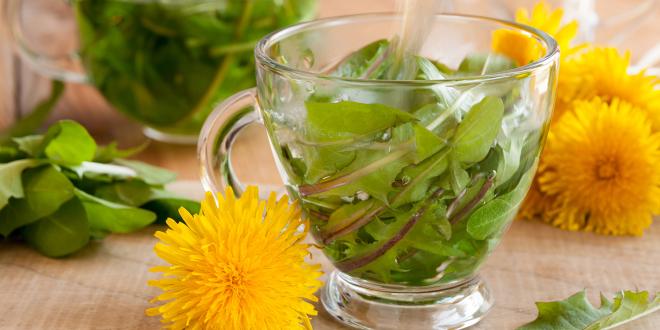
199, 14, 558, 329
4, 0, 316, 143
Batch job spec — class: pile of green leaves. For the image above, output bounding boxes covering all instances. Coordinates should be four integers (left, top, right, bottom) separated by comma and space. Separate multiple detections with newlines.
272, 39, 544, 285
0, 115, 199, 258
519, 290, 660, 330
74, 0, 315, 135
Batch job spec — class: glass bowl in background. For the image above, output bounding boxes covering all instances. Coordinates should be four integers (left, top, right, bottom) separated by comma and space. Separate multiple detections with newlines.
4, 0, 316, 143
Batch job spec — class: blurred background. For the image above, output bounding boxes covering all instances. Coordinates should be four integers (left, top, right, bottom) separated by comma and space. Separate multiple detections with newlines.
0, 0, 658, 179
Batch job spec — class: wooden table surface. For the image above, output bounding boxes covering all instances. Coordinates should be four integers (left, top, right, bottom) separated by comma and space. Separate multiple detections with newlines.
1, 1, 660, 329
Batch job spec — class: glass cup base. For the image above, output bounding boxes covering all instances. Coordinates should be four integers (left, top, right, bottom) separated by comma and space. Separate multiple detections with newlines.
143, 127, 198, 145
321, 271, 493, 330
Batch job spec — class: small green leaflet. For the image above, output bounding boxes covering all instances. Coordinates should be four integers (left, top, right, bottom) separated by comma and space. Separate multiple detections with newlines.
467, 169, 532, 240
0, 165, 74, 236
12, 135, 45, 157
465, 197, 517, 240
518, 290, 660, 330
113, 159, 177, 185
142, 196, 201, 223
42, 120, 97, 166
75, 189, 156, 239
305, 101, 416, 142
94, 141, 148, 163
92, 182, 199, 223
448, 162, 470, 194
22, 198, 90, 258
0, 159, 43, 209
93, 180, 153, 206
392, 148, 450, 207
452, 96, 505, 164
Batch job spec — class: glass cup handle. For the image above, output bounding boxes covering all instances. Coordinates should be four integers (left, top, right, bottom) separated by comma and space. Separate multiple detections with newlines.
198, 88, 261, 194
4, 0, 87, 82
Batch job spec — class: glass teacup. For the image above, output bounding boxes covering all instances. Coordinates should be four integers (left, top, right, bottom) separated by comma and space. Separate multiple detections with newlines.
199, 14, 558, 329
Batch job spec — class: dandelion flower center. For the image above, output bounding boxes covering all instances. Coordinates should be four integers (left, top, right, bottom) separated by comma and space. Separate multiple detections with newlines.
596, 161, 617, 180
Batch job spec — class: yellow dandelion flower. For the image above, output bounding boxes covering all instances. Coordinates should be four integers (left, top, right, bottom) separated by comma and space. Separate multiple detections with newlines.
538, 98, 660, 235
560, 47, 660, 130
492, 1, 579, 66
147, 186, 323, 329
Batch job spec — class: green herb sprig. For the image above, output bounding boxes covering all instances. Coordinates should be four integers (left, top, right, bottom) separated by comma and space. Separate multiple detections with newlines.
1, 109, 199, 257
519, 290, 660, 330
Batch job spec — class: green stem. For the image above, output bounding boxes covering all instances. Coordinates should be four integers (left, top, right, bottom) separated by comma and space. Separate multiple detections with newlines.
335, 188, 445, 273
299, 148, 410, 196
322, 202, 385, 244
448, 171, 495, 225
209, 39, 260, 57
320, 148, 450, 244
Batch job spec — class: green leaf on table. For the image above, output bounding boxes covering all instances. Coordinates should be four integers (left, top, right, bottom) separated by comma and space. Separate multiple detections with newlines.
496, 131, 541, 195
0, 159, 43, 209
22, 197, 90, 258
93, 180, 153, 207
75, 189, 156, 239
0, 80, 65, 140
452, 96, 504, 164
42, 120, 97, 166
518, 290, 660, 330
93, 184, 199, 223
94, 141, 149, 163
457, 53, 517, 75
67, 161, 137, 182
12, 135, 45, 157
0, 165, 74, 236
0, 145, 21, 163
142, 196, 201, 223
94, 184, 200, 223
113, 159, 176, 185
